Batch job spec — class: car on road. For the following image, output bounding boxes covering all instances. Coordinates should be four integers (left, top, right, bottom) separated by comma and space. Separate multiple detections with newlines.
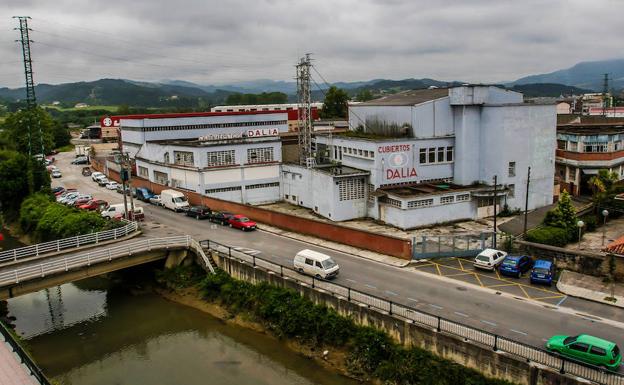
545, 334, 621, 371
91, 172, 104, 182
185, 205, 211, 220
498, 255, 533, 278
71, 156, 89, 165
210, 211, 233, 225
149, 195, 163, 206
530, 259, 555, 286
97, 177, 110, 187
51, 169, 62, 178
228, 215, 257, 231
78, 199, 108, 211
473, 248, 508, 271
106, 181, 119, 190
293, 249, 340, 279
81, 167, 92, 176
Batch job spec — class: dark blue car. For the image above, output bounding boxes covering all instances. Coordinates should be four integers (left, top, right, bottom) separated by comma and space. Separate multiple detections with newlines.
530, 259, 555, 286
498, 255, 533, 278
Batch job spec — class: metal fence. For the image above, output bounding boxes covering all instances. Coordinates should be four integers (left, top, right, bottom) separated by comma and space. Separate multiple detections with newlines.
0, 321, 51, 385
0, 221, 140, 264
412, 232, 505, 259
0, 235, 215, 287
201, 239, 624, 385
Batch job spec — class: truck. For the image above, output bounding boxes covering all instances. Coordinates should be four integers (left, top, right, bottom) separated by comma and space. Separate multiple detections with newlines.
75, 145, 91, 158
160, 189, 190, 212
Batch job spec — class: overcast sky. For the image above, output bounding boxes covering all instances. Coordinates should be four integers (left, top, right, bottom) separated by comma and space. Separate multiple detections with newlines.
0, 0, 621, 88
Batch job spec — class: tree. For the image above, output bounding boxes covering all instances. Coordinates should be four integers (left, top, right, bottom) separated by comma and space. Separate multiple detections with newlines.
320, 86, 349, 119
588, 169, 618, 194
543, 190, 577, 232
355, 89, 374, 102
0, 150, 50, 220
0, 107, 56, 154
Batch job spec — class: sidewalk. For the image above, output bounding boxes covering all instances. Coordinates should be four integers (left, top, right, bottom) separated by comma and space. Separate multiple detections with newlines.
0, 339, 39, 385
557, 270, 624, 308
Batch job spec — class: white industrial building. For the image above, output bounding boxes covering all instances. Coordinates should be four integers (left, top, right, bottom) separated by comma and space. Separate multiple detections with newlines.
282, 85, 557, 229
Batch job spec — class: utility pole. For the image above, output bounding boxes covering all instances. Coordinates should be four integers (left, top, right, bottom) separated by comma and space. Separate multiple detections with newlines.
493, 175, 498, 248
14, 16, 42, 156
602, 73, 609, 117
296, 54, 314, 167
120, 153, 135, 220
523, 167, 531, 236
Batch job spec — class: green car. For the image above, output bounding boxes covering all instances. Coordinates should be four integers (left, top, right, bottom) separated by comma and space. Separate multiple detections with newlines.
546, 334, 622, 371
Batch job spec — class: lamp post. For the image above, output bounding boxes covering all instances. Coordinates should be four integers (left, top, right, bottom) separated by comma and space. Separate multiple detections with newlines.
577, 220, 585, 250
602, 209, 609, 246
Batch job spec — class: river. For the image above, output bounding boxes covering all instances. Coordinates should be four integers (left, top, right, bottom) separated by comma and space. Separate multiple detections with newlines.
1, 232, 361, 385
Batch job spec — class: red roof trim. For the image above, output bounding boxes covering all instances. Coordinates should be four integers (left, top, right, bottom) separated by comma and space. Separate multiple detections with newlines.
112, 109, 291, 121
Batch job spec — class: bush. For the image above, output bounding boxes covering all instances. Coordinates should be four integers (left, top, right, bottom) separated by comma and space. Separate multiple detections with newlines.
525, 226, 570, 247
579, 214, 598, 232
19, 193, 53, 232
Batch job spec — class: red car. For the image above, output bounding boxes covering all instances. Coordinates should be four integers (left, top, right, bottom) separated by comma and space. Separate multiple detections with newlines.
73, 197, 92, 207
228, 215, 257, 231
78, 199, 108, 211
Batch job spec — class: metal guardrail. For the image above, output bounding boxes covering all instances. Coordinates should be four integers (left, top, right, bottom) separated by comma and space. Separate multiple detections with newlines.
0, 235, 215, 287
0, 221, 140, 263
200, 239, 624, 385
0, 321, 51, 385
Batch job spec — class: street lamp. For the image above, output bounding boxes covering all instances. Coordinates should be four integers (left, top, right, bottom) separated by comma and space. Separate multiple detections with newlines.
577, 220, 585, 250
602, 209, 609, 246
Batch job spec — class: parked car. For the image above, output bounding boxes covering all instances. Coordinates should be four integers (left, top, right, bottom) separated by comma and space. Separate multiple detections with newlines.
473, 248, 508, 271
210, 211, 234, 225
72, 196, 93, 207
115, 184, 135, 196
67, 194, 92, 206
185, 205, 211, 220
546, 334, 621, 371
78, 199, 109, 211
91, 172, 104, 182
51, 169, 62, 178
101, 204, 144, 221
82, 167, 92, 176
71, 156, 89, 165
106, 181, 119, 190
228, 215, 257, 231
530, 259, 555, 286
52, 186, 65, 195
57, 192, 79, 204
498, 255, 533, 278
160, 189, 190, 212
149, 195, 163, 206
97, 177, 110, 187
293, 249, 340, 279
135, 187, 154, 202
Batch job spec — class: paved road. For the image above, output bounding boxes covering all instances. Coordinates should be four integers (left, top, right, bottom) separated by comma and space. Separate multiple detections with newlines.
52, 152, 624, 371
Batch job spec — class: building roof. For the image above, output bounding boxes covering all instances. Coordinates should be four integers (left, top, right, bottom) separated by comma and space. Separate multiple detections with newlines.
380, 182, 477, 198
603, 235, 624, 255
557, 122, 624, 135
353, 88, 450, 106
147, 136, 279, 147
313, 164, 370, 177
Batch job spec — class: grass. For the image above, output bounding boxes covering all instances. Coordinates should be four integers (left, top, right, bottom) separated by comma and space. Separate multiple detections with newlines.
42, 105, 119, 112
55, 143, 75, 153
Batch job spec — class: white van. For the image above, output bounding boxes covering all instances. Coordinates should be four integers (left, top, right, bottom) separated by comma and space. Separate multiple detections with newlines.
160, 189, 190, 212
101, 204, 144, 219
293, 249, 340, 279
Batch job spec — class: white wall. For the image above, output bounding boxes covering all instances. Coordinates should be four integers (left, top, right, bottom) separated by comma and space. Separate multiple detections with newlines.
381, 200, 475, 229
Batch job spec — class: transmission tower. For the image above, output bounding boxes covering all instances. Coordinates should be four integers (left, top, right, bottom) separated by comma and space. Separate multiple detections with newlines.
14, 16, 42, 156
602, 73, 609, 117
296, 54, 314, 167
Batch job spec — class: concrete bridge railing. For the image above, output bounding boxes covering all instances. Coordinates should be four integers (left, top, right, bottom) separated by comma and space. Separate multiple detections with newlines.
0, 235, 214, 287
0, 221, 140, 263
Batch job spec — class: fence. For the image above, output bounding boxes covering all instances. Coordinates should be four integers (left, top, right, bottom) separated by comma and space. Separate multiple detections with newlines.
0, 236, 215, 287
0, 321, 51, 385
201, 239, 624, 385
412, 232, 504, 259
0, 221, 140, 264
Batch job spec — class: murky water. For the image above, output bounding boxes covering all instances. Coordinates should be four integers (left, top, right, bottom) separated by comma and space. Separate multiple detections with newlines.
2, 235, 360, 385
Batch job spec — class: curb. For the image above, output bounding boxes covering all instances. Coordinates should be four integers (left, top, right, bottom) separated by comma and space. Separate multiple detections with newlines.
256, 225, 411, 268
556, 270, 623, 309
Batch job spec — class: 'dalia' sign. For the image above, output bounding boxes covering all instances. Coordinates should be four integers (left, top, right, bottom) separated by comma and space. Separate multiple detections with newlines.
246, 128, 279, 137
378, 144, 417, 182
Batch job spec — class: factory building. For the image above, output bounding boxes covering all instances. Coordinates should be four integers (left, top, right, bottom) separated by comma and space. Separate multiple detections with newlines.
211, 103, 321, 132
282, 85, 557, 229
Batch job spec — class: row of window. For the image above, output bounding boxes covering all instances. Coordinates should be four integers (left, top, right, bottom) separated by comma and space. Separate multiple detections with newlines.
134, 120, 287, 132
419, 146, 453, 164
386, 193, 472, 209
338, 178, 366, 201
161, 147, 276, 167
205, 182, 279, 194
557, 140, 622, 153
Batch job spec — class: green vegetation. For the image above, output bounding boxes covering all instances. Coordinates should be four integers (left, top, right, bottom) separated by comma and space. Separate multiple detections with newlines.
19, 193, 124, 242
43, 104, 119, 112
225, 92, 288, 105
180, 269, 514, 385
0, 151, 50, 222
320, 86, 349, 119
525, 226, 570, 247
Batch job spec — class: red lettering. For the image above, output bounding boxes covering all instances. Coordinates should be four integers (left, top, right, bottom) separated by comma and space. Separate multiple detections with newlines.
386, 167, 418, 180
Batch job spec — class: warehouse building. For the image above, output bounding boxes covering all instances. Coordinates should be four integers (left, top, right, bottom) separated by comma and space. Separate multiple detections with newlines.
282, 85, 557, 229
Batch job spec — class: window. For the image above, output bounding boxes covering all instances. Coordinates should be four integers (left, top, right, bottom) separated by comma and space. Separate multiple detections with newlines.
368, 184, 375, 202
338, 178, 365, 201
456, 194, 470, 202
419, 148, 427, 164
428, 147, 436, 163
305, 258, 313, 266
590, 346, 607, 356
138, 166, 148, 177
557, 140, 567, 150
584, 142, 608, 153
248, 147, 274, 163
407, 199, 433, 208
437, 147, 445, 162
205, 186, 242, 194
446, 146, 453, 162
440, 196, 454, 204
207, 150, 235, 167
163, 152, 170, 164
380, 197, 402, 208
174, 151, 194, 166
569, 343, 589, 353
508, 184, 515, 198
246, 182, 279, 189
154, 171, 168, 184
569, 142, 578, 151
315, 261, 323, 268
508, 162, 516, 177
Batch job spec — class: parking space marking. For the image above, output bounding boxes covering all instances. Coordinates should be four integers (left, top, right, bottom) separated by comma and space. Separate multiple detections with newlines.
456, 258, 465, 270
488, 283, 518, 288
435, 264, 442, 276
532, 294, 566, 301
445, 272, 474, 278
518, 285, 531, 299
556, 296, 568, 306
473, 273, 485, 287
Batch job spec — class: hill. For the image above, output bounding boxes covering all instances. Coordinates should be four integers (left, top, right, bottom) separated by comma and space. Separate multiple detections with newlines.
509, 83, 592, 97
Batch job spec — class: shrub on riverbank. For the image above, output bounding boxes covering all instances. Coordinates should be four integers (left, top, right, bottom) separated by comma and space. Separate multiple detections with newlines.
195, 270, 513, 385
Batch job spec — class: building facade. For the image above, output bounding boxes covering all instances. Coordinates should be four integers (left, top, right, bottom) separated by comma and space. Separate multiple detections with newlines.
211, 103, 321, 132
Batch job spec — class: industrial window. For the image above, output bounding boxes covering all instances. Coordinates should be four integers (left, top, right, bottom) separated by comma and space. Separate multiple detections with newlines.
419, 148, 427, 164
440, 195, 455, 204
584, 142, 608, 153
456, 194, 470, 202
163, 152, 170, 164
153, 171, 168, 184
338, 178, 365, 201
446, 146, 453, 162
557, 140, 567, 150
428, 148, 436, 163
174, 151, 195, 167
437, 147, 445, 162
508, 184, 515, 198
569, 142, 578, 151
407, 199, 433, 208
246, 182, 279, 189
380, 196, 402, 208
477, 197, 499, 207
207, 150, 235, 167
205, 186, 242, 193
368, 184, 375, 202
508, 162, 516, 177
138, 166, 148, 177
248, 147, 274, 163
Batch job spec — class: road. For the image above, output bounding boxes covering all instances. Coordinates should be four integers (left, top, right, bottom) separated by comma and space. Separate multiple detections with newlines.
52, 151, 624, 370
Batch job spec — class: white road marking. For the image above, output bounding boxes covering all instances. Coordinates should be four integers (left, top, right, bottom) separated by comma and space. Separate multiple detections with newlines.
510, 329, 528, 336
429, 304, 443, 310
365, 284, 377, 289
556, 296, 568, 306
407, 297, 419, 302
481, 320, 497, 327
454, 311, 469, 318
385, 290, 398, 296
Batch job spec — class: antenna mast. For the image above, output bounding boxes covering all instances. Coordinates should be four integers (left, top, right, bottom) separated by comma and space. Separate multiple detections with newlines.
296, 54, 314, 167
602, 73, 609, 117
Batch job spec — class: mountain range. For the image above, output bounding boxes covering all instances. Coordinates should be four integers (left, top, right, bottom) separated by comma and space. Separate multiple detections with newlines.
0, 59, 621, 107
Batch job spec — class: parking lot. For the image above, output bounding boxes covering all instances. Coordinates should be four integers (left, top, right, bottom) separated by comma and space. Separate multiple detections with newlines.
410, 257, 566, 305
